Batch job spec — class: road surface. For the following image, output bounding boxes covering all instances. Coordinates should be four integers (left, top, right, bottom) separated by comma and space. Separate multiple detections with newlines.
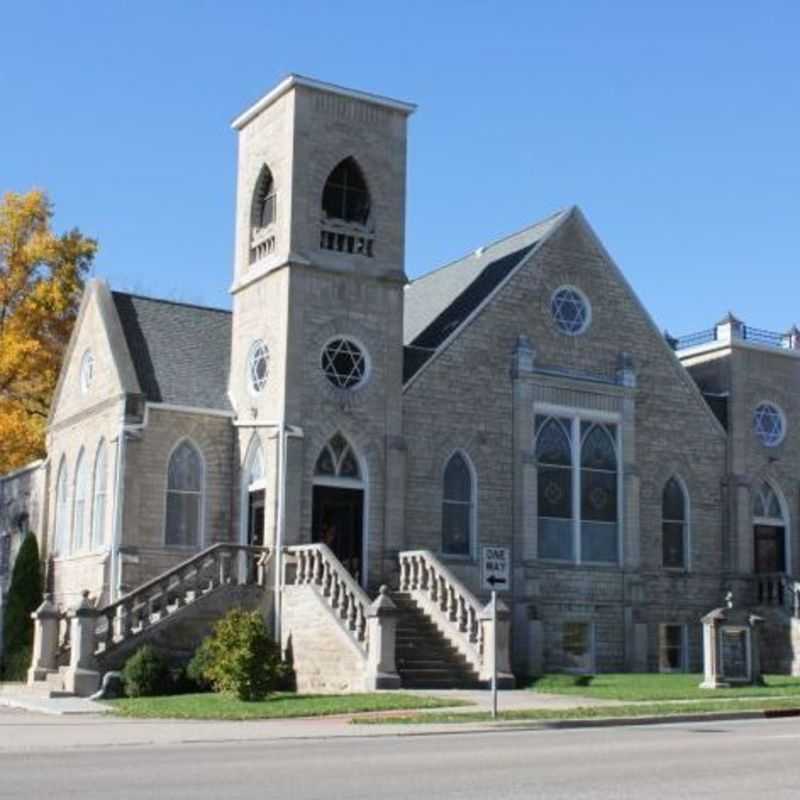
2, 715, 799, 798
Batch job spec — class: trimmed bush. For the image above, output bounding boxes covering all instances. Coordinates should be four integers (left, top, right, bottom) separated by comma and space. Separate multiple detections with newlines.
192, 609, 281, 701
122, 646, 173, 697
1, 533, 42, 679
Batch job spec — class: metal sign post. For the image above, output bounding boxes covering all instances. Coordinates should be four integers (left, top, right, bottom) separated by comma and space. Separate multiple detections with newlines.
491, 589, 498, 720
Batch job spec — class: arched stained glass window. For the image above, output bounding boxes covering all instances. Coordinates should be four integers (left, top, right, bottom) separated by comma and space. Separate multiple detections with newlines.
662, 477, 687, 569
753, 481, 787, 574
579, 424, 618, 563
91, 440, 108, 550
72, 449, 88, 553
322, 158, 371, 225
314, 433, 361, 481
442, 452, 475, 557
54, 458, 69, 556
165, 440, 204, 547
536, 417, 573, 560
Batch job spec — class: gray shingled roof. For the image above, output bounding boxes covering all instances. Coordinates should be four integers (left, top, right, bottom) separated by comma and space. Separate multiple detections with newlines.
402, 210, 567, 381
112, 292, 232, 411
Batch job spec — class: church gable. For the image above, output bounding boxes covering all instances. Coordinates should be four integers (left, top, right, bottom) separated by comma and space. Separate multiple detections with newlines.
49, 280, 139, 426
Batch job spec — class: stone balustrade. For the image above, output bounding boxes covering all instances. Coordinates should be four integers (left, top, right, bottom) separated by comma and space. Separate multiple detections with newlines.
755, 573, 800, 617
284, 543, 370, 651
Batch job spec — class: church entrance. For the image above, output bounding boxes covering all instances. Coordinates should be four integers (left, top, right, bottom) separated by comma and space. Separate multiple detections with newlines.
312, 486, 364, 584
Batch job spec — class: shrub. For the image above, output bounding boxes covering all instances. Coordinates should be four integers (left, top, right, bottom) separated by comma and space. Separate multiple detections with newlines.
192, 609, 281, 701
0, 646, 32, 683
121, 645, 173, 697
1, 533, 42, 679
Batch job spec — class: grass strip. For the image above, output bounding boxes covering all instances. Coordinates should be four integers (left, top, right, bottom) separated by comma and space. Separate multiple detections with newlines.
526, 673, 800, 702
106, 692, 470, 721
352, 697, 800, 725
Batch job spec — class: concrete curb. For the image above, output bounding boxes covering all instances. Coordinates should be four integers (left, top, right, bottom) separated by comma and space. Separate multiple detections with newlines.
0, 695, 110, 716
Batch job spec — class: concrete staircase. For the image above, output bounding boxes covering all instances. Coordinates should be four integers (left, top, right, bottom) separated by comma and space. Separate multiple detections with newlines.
392, 592, 481, 689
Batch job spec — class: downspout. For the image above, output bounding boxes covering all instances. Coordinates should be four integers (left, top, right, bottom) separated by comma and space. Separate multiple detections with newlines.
273, 422, 287, 643
110, 408, 129, 603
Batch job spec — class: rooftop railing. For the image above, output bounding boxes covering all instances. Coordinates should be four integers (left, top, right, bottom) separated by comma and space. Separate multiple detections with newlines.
669, 317, 800, 354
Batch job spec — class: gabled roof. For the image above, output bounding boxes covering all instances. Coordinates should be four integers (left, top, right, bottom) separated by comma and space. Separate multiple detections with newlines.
112, 292, 232, 411
403, 209, 567, 382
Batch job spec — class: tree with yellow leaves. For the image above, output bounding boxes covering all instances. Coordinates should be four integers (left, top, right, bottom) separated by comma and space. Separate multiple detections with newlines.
0, 190, 97, 474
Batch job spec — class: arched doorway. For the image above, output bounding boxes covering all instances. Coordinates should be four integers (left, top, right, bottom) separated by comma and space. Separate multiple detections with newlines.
312, 433, 366, 584
241, 438, 266, 549
753, 481, 787, 574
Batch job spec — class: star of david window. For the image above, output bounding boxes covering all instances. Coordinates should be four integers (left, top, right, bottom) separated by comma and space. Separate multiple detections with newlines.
753, 403, 785, 447
247, 340, 270, 395
321, 338, 369, 390
551, 287, 590, 336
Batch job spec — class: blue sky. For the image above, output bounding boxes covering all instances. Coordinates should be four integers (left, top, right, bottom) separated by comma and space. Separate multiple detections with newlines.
2, 1, 798, 335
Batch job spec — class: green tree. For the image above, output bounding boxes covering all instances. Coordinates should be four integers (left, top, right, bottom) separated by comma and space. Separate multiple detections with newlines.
1, 532, 42, 678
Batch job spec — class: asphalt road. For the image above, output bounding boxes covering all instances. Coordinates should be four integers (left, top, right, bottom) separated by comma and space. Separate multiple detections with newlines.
2, 716, 800, 799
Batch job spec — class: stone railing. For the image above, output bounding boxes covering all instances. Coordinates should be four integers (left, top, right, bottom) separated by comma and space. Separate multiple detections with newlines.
755, 573, 800, 617
399, 550, 486, 669
94, 543, 270, 657
283, 543, 371, 651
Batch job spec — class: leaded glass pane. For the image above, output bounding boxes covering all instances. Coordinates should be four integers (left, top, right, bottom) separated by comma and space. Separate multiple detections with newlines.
73, 452, 88, 551
444, 454, 471, 502
662, 521, 685, 568
247, 340, 269, 394
581, 521, 618, 563
329, 433, 348, 460
581, 470, 617, 522
537, 466, 572, 519
767, 490, 782, 520
168, 442, 203, 492
166, 493, 200, 547
535, 418, 571, 466
315, 447, 335, 476
662, 478, 686, 522
581, 425, 616, 470
753, 491, 766, 518
246, 443, 265, 485
442, 501, 471, 556
754, 403, 784, 447
339, 449, 360, 479
538, 517, 574, 560
321, 339, 368, 389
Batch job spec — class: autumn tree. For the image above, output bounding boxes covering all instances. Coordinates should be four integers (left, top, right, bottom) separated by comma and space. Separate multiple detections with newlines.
0, 190, 97, 474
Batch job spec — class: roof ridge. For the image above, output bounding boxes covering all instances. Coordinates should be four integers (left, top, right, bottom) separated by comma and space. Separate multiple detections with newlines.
112, 290, 231, 315
406, 207, 568, 287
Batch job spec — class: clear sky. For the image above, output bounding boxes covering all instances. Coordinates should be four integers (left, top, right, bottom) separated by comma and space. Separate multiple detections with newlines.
2, 1, 798, 336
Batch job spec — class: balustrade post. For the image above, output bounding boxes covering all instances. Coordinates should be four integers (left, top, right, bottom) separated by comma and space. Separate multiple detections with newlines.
27, 594, 60, 683
63, 591, 101, 696
399, 557, 409, 591
365, 586, 402, 690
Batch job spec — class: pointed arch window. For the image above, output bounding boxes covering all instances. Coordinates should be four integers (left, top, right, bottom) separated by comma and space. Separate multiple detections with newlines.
72, 449, 88, 553
536, 414, 619, 565
662, 477, 688, 569
322, 157, 370, 225
245, 438, 265, 488
165, 440, 204, 548
54, 458, 69, 556
252, 165, 276, 229
753, 481, 787, 573
91, 440, 108, 550
314, 432, 361, 480
442, 452, 475, 557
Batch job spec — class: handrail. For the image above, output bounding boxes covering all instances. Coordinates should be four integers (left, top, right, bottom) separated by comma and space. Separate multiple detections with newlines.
398, 549, 484, 667
283, 543, 371, 651
94, 543, 270, 656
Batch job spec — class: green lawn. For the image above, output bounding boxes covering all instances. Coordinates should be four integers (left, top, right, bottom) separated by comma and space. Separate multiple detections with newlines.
354, 697, 800, 726
107, 692, 470, 720
528, 673, 800, 701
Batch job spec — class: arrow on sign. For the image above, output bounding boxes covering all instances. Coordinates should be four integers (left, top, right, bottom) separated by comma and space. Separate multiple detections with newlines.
486, 575, 507, 587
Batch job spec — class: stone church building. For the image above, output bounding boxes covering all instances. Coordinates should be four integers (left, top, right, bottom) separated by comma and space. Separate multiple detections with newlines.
4, 74, 800, 691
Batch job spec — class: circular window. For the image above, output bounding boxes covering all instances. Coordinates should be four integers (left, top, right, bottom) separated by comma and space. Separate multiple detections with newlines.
754, 402, 785, 447
247, 340, 270, 395
321, 337, 369, 390
79, 350, 94, 394
551, 286, 591, 335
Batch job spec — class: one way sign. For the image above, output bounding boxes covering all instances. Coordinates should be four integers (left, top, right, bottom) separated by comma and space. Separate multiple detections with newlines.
481, 546, 510, 592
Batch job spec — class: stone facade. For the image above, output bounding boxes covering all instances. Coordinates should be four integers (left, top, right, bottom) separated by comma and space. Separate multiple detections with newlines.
7, 74, 800, 681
